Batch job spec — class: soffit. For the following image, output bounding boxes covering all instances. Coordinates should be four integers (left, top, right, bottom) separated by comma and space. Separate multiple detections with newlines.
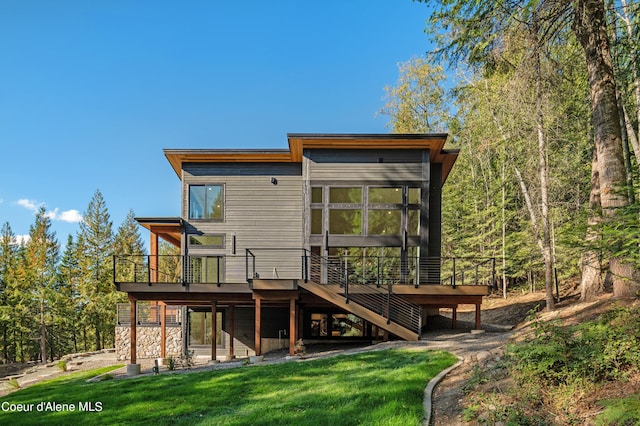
163, 134, 458, 183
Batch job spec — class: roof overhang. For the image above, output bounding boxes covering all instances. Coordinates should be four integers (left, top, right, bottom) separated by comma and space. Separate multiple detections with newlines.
135, 217, 182, 247
164, 133, 459, 183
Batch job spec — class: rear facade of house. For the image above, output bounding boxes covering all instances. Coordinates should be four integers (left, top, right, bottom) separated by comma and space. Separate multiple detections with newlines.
114, 134, 492, 363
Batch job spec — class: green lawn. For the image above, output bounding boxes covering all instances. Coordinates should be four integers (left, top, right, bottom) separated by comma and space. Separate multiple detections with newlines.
0, 349, 456, 426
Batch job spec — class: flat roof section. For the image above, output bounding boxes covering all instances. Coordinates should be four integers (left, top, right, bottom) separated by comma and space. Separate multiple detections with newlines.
163, 133, 458, 182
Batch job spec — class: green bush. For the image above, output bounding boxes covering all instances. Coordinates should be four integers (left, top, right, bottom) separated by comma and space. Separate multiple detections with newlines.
495, 305, 640, 424
596, 392, 640, 425
508, 306, 640, 387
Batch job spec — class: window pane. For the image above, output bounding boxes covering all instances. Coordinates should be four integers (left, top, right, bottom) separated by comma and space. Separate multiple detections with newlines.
205, 185, 223, 219
408, 209, 420, 235
189, 186, 206, 219
408, 188, 420, 204
332, 314, 363, 337
368, 210, 401, 235
189, 185, 224, 220
311, 187, 323, 204
311, 209, 323, 234
329, 187, 362, 204
369, 187, 402, 204
189, 235, 224, 247
329, 209, 362, 234
310, 313, 328, 337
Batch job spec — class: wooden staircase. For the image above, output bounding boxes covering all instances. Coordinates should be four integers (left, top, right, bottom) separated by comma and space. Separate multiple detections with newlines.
298, 281, 419, 341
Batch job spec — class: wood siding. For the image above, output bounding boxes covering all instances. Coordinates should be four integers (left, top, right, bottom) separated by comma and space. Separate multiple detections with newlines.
305, 149, 424, 183
183, 163, 303, 283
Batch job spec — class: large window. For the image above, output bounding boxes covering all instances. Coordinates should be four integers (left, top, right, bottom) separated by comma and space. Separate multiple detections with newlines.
189, 185, 224, 220
188, 311, 223, 346
311, 185, 421, 237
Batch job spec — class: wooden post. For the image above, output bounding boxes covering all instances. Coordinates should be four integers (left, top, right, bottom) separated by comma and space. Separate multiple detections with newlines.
452, 306, 457, 330
255, 297, 261, 356
129, 296, 137, 364
211, 301, 217, 361
289, 298, 296, 356
150, 232, 159, 283
475, 302, 482, 330
160, 302, 166, 358
228, 304, 235, 359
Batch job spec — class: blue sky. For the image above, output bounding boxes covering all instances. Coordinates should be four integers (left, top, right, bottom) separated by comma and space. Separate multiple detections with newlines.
0, 0, 434, 247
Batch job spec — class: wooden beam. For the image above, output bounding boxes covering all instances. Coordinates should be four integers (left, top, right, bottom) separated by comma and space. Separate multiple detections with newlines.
255, 297, 261, 356
452, 307, 457, 330
289, 298, 296, 356
475, 303, 481, 330
228, 304, 235, 359
129, 296, 137, 364
211, 301, 217, 361
160, 302, 166, 358
150, 232, 159, 283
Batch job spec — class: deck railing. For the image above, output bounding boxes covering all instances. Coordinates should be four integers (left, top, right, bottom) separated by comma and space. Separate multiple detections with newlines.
305, 251, 422, 335
113, 255, 224, 285
116, 302, 182, 326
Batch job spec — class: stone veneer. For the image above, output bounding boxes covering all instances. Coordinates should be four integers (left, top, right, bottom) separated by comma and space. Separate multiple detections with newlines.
115, 326, 182, 361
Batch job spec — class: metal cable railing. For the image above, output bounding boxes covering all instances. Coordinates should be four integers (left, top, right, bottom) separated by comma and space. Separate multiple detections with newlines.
113, 255, 223, 285
116, 303, 182, 326
306, 252, 422, 335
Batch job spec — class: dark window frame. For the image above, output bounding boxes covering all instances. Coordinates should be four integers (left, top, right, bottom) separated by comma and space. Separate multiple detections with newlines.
187, 234, 226, 249
188, 183, 225, 221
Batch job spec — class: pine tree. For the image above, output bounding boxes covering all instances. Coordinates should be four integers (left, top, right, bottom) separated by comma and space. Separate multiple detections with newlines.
55, 234, 82, 355
0, 222, 19, 362
114, 210, 145, 256
23, 207, 60, 362
77, 190, 115, 350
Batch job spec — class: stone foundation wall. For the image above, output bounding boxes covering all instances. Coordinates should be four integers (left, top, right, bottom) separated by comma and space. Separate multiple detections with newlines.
115, 326, 182, 361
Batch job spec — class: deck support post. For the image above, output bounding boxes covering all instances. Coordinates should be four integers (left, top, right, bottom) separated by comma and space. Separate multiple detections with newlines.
255, 297, 261, 356
160, 302, 166, 358
211, 301, 217, 361
452, 306, 457, 330
289, 297, 296, 356
150, 232, 159, 283
129, 295, 137, 364
228, 304, 235, 359
475, 302, 481, 330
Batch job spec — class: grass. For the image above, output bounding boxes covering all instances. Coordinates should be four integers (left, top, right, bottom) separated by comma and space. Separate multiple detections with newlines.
0, 349, 456, 425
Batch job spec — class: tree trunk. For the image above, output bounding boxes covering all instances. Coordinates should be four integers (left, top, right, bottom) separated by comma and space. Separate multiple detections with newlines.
572, 0, 640, 298
533, 13, 555, 311
581, 150, 604, 301
40, 299, 47, 363
95, 325, 101, 351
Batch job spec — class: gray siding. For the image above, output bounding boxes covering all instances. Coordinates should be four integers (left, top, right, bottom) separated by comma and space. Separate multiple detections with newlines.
305, 149, 423, 183
183, 163, 303, 283
428, 163, 442, 260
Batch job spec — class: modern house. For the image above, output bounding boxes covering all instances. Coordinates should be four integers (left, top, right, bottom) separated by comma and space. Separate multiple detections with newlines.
114, 133, 493, 364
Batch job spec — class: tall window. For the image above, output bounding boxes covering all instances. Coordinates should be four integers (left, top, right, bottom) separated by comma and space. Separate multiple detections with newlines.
310, 185, 421, 237
189, 185, 224, 220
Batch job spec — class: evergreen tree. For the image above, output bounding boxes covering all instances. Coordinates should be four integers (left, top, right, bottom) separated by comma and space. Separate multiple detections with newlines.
77, 190, 115, 350
55, 234, 82, 355
0, 222, 19, 362
23, 207, 60, 362
114, 210, 145, 256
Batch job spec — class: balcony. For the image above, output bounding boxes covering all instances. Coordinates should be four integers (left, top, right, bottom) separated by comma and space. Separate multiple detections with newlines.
114, 255, 224, 286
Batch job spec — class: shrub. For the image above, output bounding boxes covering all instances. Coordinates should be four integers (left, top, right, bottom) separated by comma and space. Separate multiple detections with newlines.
56, 360, 68, 372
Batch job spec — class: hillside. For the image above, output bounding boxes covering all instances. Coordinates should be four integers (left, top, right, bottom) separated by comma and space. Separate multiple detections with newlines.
432, 286, 640, 425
